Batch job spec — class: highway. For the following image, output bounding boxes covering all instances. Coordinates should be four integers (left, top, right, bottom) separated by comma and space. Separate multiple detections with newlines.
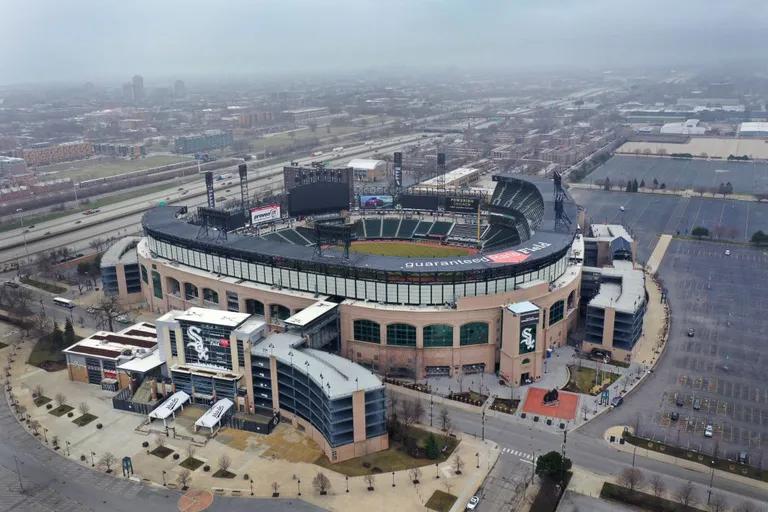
0, 134, 434, 267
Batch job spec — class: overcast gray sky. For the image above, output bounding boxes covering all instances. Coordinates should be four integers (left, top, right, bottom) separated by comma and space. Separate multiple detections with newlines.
1, 0, 766, 85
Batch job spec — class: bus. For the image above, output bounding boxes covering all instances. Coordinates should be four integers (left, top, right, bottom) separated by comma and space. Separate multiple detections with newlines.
53, 297, 74, 309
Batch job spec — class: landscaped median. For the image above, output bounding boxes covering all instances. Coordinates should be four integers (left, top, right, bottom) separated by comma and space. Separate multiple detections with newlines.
601, 482, 703, 512
622, 431, 768, 482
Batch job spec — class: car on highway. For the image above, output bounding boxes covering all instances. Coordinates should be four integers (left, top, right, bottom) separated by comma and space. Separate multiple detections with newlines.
466, 496, 480, 510
738, 452, 749, 464
74, 220, 81, 224
44, 231, 50, 235
693, 398, 702, 410
724, 249, 731, 256
704, 424, 713, 438
687, 328, 695, 337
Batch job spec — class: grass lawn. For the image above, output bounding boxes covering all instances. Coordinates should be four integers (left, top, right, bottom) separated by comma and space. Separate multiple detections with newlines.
425, 490, 458, 512
563, 365, 620, 395
28, 333, 80, 371
41, 155, 192, 181
212, 469, 236, 478
150, 446, 174, 459
33, 395, 51, 407
19, 276, 67, 294
180, 457, 205, 471
349, 241, 475, 258
72, 413, 98, 426
315, 427, 458, 477
49, 404, 74, 417
601, 482, 703, 512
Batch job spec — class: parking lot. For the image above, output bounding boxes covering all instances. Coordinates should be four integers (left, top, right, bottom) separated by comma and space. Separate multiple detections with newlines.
570, 189, 768, 262
587, 155, 768, 195
585, 239, 768, 464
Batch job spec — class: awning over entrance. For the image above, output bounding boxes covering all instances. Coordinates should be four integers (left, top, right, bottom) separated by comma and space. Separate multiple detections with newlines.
194, 398, 234, 433
148, 390, 190, 425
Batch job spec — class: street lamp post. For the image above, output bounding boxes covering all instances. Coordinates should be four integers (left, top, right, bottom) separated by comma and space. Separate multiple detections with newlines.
42, 427, 48, 444
392, 471, 395, 487
162, 470, 166, 486
345, 475, 349, 493
435, 463, 439, 479
476, 452, 480, 468
297, 478, 301, 496
250, 478, 254, 495
90, 451, 95, 467
66, 441, 71, 456
481, 410, 485, 441
632, 445, 637, 468
707, 461, 716, 504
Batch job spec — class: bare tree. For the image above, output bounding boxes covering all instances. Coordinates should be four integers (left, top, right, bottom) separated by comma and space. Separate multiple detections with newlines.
453, 455, 465, 475
364, 474, 375, 490
98, 452, 117, 473
33, 384, 44, 398
95, 294, 125, 332
186, 444, 197, 459
78, 402, 90, 416
29, 420, 41, 436
439, 407, 451, 431
708, 493, 728, 512
55, 392, 67, 407
154, 435, 166, 448
271, 481, 280, 495
312, 472, 331, 494
218, 454, 231, 472
649, 474, 666, 498
177, 469, 191, 490
618, 468, 644, 491
409, 467, 422, 484
675, 481, 697, 507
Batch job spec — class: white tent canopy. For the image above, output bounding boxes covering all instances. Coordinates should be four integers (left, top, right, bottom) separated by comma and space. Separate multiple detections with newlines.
148, 391, 190, 425
194, 398, 234, 433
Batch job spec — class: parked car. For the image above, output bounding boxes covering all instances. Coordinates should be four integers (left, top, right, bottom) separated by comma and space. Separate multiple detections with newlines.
670, 411, 680, 421
687, 328, 695, 337
693, 398, 702, 410
610, 396, 624, 408
116, 314, 130, 324
86, 306, 96, 314
466, 496, 480, 511
738, 452, 749, 464
704, 424, 713, 438
724, 249, 731, 256
675, 395, 685, 407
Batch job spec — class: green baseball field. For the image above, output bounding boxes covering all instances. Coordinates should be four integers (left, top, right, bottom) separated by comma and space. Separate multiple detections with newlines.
348, 241, 476, 258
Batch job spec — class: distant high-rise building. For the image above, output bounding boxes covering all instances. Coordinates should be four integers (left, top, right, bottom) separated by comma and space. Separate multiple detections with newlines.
132, 75, 144, 102
122, 82, 133, 102
173, 80, 186, 99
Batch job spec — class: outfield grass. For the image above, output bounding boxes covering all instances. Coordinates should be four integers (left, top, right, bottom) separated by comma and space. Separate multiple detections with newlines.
42, 155, 192, 181
349, 241, 475, 258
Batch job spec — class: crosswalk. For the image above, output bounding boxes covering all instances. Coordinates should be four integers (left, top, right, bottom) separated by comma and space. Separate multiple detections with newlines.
501, 447, 534, 462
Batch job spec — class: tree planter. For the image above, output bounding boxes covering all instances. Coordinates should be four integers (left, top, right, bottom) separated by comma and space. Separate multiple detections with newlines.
367, 487, 374, 491
272, 493, 279, 498
412, 480, 420, 485
320, 491, 327, 496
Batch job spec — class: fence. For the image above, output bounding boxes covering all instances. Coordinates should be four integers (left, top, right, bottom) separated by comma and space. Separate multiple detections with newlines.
112, 387, 157, 416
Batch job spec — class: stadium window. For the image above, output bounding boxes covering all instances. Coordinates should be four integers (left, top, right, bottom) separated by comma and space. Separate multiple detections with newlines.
386, 323, 416, 347
226, 291, 239, 312
270, 304, 291, 321
353, 319, 381, 344
423, 324, 453, 347
245, 298, 264, 316
549, 300, 565, 326
184, 282, 199, 300
169, 329, 177, 357
460, 322, 489, 345
203, 288, 219, 304
151, 271, 163, 299
140, 264, 149, 284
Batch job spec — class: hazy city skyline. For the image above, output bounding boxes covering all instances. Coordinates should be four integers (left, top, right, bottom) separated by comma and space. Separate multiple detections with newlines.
2, 0, 767, 86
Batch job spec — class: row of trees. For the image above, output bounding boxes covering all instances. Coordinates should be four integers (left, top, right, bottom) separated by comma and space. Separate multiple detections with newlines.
616, 467, 756, 512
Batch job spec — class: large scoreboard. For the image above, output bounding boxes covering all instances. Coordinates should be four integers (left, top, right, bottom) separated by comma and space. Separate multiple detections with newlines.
284, 166, 353, 216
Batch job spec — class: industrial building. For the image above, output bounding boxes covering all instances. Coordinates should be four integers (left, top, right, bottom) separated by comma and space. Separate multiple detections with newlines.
174, 130, 233, 154
348, 158, 387, 182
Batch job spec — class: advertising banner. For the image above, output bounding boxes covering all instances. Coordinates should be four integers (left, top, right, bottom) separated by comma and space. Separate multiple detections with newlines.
519, 319, 538, 355
180, 321, 234, 370
360, 195, 394, 209
250, 204, 281, 225
445, 196, 479, 213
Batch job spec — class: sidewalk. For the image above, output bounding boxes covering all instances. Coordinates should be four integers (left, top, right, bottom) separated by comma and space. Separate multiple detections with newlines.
3, 325, 498, 512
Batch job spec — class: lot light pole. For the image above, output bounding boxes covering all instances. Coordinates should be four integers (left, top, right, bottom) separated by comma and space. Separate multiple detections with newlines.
707, 460, 715, 504
42, 427, 48, 444
476, 452, 479, 468
250, 478, 253, 495
162, 470, 166, 486
297, 478, 301, 496
66, 441, 70, 456
90, 451, 95, 467
392, 471, 395, 487
345, 475, 349, 493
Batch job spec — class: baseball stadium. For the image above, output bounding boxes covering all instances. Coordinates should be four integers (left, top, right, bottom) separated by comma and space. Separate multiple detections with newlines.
136, 163, 585, 390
